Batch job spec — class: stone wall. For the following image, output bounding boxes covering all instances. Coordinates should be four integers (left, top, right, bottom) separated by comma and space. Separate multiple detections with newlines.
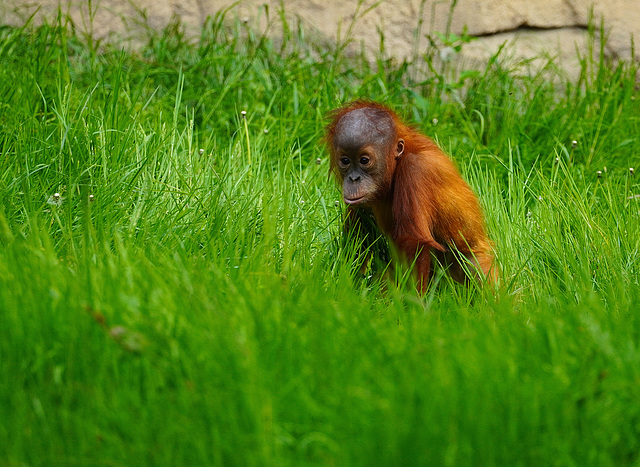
2, 0, 639, 73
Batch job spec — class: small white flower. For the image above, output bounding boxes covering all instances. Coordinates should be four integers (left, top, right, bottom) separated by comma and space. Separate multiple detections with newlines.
241, 110, 247, 118
432, 118, 438, 126
571, 140, 578, 148
47, 192, 63, 206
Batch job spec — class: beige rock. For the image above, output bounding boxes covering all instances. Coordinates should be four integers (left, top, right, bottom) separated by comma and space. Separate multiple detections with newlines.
1, 0, 638, 74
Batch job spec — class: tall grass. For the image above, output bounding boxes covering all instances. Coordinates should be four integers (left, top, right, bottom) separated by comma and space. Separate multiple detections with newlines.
1, 8, 639, 466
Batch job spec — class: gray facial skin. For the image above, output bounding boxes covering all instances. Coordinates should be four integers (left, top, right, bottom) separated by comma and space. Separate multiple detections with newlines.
334, 108, 396, 205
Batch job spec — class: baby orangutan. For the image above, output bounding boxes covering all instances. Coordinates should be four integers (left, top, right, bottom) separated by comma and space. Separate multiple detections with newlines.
325, 100, 495, 292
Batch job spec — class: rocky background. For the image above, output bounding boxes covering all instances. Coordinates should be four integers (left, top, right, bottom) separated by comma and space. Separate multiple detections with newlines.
2, 0, 639, 74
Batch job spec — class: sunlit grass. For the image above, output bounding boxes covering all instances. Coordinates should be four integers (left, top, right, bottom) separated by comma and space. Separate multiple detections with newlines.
1, 10, 639, 466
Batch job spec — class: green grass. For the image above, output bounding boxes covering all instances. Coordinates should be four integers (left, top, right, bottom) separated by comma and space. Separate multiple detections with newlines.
1, 9, 640, 466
